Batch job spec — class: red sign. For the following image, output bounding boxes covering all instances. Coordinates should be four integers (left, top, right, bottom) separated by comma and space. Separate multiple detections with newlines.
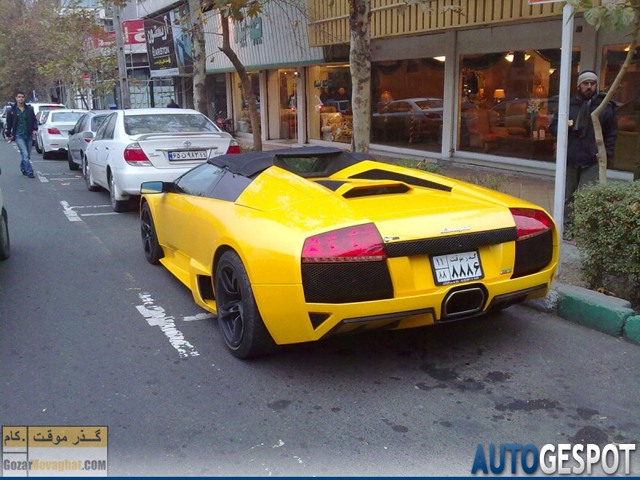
123, 20, 146, 45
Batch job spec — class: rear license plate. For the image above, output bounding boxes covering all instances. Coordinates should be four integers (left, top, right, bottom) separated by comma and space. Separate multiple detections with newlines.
168, 150, 208, 161
431, 250, 483, 286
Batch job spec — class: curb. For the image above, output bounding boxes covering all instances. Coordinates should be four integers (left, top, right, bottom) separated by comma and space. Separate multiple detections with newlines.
525, 283, 638, 343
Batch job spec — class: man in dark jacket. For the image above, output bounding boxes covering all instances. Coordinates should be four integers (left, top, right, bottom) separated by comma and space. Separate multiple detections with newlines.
5, 91, 38, 178
167, 99, 180, 108
550, 70, 617, 234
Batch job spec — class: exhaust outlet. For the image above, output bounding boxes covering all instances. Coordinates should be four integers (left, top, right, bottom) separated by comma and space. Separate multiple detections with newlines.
443, 287, 486, 319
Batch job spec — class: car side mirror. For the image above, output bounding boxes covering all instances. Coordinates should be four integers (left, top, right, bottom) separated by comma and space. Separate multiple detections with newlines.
141, 181, 170, 194
69, 129, 75, 135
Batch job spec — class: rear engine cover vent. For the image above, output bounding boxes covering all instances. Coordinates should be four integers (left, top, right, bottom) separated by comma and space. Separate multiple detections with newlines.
343, 184, 410, 198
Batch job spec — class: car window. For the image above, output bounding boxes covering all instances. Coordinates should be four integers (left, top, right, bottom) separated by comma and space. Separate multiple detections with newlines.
91, 115, 108, 132
72, 115, 85, 133
38, 106, 65, 112
174, 163, 225, 197
103, 114, 118, 140
124, 113, 220, 135
387, 102, 412, 113
94, 114, 115, 141
52, 112, 85, 123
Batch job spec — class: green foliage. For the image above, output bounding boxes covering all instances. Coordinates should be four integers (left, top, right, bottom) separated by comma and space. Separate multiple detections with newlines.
569, 0, 639, 32
464, 173, 507, 192
390, 158, 443, 174
571, 180, 640, 307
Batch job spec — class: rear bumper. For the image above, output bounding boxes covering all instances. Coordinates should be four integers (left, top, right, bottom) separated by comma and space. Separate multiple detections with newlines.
252, 261, 557, 345
112, 166, 194, 195
44, 137, 68, 151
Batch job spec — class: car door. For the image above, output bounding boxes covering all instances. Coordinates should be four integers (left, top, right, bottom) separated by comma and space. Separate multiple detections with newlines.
69, 115, 86, 162
93, 113, 117, 185
154, 163, 226, 274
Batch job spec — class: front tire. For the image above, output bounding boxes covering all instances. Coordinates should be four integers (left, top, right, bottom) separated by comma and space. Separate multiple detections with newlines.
0, 209, 10, 260
84, 157, 100, 192
68, 150, 79, 170
109, 172, 129, 213
215, 251, 275, 359
140, 202, 163, 264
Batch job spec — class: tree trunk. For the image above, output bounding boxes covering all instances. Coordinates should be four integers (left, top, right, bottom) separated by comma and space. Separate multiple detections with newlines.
348, 0, 371, 153
219, 13, 262, 151
189, 0, 208, 115
591, 20, 639, 184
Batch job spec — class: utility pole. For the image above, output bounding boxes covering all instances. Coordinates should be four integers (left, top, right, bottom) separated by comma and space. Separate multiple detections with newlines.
113, 5, 130, 109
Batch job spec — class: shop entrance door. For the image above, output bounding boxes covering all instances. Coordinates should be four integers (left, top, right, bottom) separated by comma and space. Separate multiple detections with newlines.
277, 69, 298, 141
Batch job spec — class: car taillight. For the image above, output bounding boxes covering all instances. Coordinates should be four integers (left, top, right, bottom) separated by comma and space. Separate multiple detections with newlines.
226, 140, 241, 154
48, 128, 61, 135
302, 223, 386, 263
124, 143, 151, 166
510, 208, 553, 241
84, 138, 92, 143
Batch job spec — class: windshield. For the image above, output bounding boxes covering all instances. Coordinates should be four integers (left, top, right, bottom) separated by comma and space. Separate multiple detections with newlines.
39, 106, 65, 112
124, 114, 220, 135
52, 112, 84, 123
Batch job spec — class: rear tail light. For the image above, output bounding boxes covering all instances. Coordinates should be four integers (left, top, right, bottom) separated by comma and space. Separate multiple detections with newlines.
47, 128, 61, 135
124, 143, 152, 166
510, 208, 553, 241
302, 223, 386, 263
84, 138, 92, 143
226, 140, 241, 154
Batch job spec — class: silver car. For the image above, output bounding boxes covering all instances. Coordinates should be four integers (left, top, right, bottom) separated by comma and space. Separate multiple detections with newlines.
67, 111, 112, 171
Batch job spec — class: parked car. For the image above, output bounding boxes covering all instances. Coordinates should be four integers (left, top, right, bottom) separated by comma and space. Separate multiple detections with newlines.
139, 146, 559, 358
373, 97, 444, 143
67, 111, 112, 171
36, 109, 87, 159
85, 108, 239, 212
0, 167, 10, 260
28, 102, 66, 118
34, 111, 51, 153
0, 105, 12, 136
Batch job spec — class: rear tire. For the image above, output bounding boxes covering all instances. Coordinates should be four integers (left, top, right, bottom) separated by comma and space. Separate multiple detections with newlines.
109, 172, 129, 213
84, 157, 100, 192
140, 202, 163, 264
35, 137, 42, 154
0, 209, 10, 260
42, 148, 52, 160
68, 150, 79, 170
215, 251, 275, 359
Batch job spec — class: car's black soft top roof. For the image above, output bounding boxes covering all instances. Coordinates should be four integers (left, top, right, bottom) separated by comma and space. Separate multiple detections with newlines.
208, 146, 376, 178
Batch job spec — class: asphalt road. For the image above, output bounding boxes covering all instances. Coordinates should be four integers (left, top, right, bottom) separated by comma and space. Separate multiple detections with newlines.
0, 140, 638, 476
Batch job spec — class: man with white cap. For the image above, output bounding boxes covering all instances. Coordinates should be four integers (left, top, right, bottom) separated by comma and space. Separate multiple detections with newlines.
550, 70, 617, 239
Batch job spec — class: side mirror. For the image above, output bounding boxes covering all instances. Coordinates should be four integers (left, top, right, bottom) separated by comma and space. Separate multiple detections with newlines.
140, 181, 169, 194
69, 129, 75, 136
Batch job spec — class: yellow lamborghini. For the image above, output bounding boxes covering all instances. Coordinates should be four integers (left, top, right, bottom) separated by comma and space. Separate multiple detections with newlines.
140, 146, 558, 358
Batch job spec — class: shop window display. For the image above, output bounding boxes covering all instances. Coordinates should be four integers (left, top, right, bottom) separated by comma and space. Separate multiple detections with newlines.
371, 58, 445, 152
279, 69, 298, 140
307, 65, 353, 144
458, 49, 580, 162
234, 72, 261, 134
601, 45, 640, 176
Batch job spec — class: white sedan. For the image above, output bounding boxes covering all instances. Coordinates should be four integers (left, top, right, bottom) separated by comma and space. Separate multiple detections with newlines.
84, 108, 239, 212
37, 109, 87, 159
0, 167, 9, 260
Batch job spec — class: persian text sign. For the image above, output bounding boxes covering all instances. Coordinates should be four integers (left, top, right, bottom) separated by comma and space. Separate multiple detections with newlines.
2, 426, 108, 477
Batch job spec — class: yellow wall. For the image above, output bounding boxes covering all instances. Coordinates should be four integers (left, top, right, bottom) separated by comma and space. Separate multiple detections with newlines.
308, 0, 564, 47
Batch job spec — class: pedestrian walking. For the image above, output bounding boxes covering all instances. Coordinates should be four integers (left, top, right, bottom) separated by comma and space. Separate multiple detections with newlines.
5, 91, 38, 178
167, 99, 180, 108
550, 70, 618, 238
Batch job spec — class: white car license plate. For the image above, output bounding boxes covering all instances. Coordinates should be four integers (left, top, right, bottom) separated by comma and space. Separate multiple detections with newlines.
168, 150, 208, 161
431, 251, 483, 286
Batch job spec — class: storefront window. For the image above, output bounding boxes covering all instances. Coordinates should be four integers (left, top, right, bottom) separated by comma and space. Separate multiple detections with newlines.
307, 65, 352, 144
371, 58, 445, 152
234, 72, 261, 134
279, 69, 298, 140
457, 49, 580, 162
601, 45, 640, 175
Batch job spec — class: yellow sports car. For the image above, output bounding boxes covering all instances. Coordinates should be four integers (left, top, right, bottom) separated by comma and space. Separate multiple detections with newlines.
140, 146, 558, 358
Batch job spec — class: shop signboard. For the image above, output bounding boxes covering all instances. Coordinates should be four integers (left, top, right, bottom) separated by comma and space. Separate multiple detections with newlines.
123, 20, 146, 45
145, 6, 193, 78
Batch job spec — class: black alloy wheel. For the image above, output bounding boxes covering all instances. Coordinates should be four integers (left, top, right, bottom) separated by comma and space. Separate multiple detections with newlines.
140, 203, 163, 264
68, 150, 79, 171
0, 209, 10, 260
215, 251, 275, 359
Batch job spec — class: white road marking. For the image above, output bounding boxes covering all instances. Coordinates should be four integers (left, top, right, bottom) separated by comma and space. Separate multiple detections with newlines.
59, 201, 82, 222
72, 205, 111, 208
183, 313, 215, 322
36, 172, 49, 183
81, 212, 118, 217
136, 293, 200, 359
48, 177, 82, 181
